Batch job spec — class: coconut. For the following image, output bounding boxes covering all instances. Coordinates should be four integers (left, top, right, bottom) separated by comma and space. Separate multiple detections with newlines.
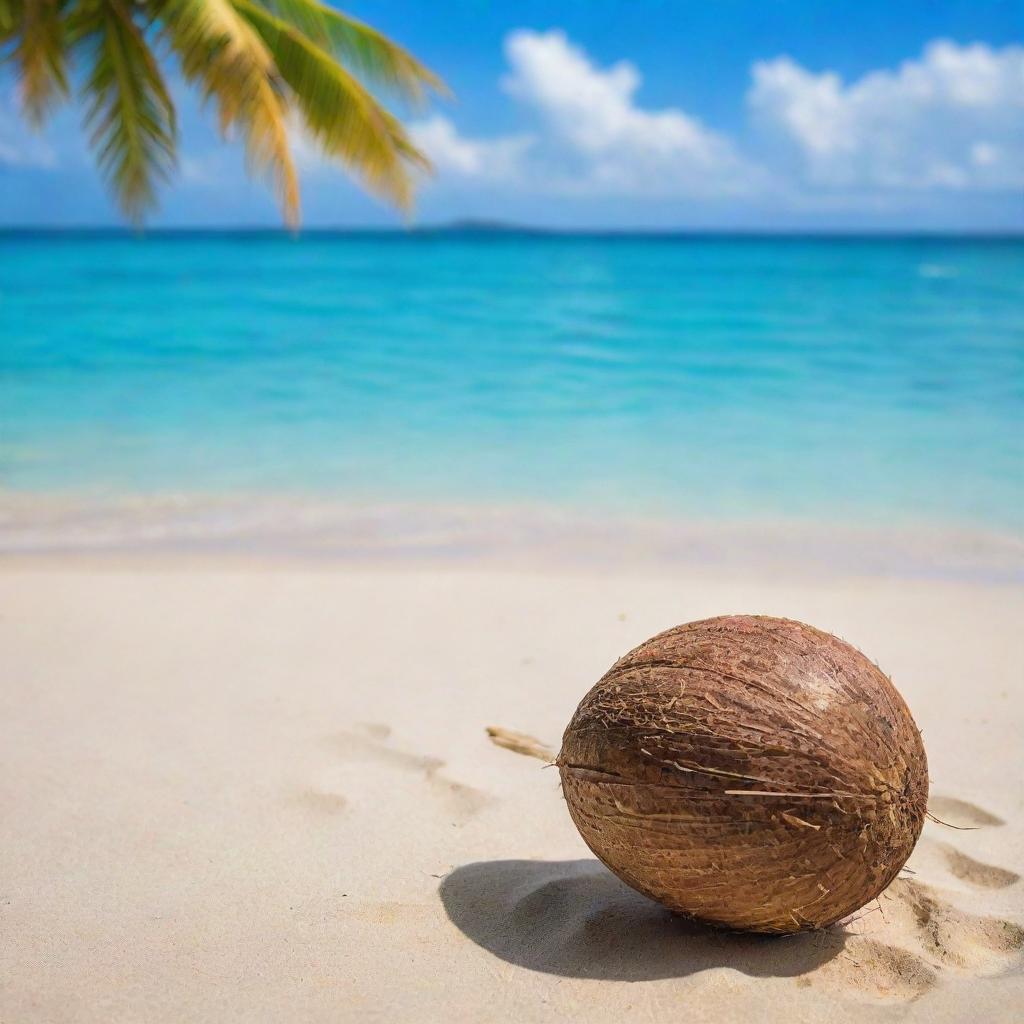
558, 615, 928, 934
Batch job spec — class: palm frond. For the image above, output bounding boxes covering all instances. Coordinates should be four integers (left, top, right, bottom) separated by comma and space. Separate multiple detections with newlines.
232, 0, 429, 211
160, 0, 299, 223
13, 0, 69, 123
0, 0, 22, 40
70, 0, 176, 221
257, 0, 445, 104
3, 0, 444, 224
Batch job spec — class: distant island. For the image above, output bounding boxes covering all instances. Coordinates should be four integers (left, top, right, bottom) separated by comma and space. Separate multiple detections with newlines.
413, 218, 552, 234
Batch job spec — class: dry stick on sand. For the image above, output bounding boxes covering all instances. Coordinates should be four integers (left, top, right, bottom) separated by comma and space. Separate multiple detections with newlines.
486, 727, 554, 762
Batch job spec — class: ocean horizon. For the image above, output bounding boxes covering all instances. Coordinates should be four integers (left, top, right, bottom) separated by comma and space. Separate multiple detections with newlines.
5, 225, 1024, 237
3, 231, 1022, 570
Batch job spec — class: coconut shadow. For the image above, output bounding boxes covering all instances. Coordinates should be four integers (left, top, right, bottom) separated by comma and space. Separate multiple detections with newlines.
439, 858, 847, 981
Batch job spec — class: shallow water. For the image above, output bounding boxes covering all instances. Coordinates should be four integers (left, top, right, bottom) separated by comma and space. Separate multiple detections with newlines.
2, 231, 1022, 533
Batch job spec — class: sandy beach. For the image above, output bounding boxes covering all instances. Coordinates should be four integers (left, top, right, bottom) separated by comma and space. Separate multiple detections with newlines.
4, 4, 1021, 1017
2, 556, 1021, 1022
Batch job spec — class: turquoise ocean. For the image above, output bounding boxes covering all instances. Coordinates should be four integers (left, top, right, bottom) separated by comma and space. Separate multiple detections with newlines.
2, 231, 1022, 567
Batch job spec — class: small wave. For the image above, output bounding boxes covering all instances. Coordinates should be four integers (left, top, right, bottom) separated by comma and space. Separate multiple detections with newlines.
918, 263, 959, 279
2, 495, 1023, 584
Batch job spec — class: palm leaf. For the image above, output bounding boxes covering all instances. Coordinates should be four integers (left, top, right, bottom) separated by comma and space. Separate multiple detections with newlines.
232, 0, 429, 211
257, 0, 445, 103
160, 0, 299, 223
0, 0, 21, 38
70, 0, 176, 221
12, 0, 69, 123
3, 0, 444, 224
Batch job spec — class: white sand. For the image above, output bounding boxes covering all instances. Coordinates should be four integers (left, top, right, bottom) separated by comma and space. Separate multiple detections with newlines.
1, 559, 1022, 1022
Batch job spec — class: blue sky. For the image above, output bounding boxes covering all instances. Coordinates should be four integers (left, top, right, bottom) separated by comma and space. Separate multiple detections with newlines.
1, 0, 1022, 229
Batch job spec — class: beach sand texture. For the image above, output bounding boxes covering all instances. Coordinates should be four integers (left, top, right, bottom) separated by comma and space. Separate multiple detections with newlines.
1, 561, 1022, 1022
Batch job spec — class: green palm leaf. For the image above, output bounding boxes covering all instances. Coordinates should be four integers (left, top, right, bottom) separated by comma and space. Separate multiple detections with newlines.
232, 0, 428, 211
160, 0, 300, 222
12, 0, 69, 123
1, 0, 447, 224
258, 0, 445, 103
0, 0, 21, 37
71, 0, 176, 221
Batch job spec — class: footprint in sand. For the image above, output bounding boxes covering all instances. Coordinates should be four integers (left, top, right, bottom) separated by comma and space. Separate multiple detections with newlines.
824, 876, 1023, 1001
827, 937, 939, 1001
934, 843, 1020, 889
299, 723, 490, 825
295, 788, 350, 813
908, 794, 1018, 890
884, 876, 1024, 970
815, 795, 1022, 1003
928, 794, 1005, 827
451, 764, 1021, 1005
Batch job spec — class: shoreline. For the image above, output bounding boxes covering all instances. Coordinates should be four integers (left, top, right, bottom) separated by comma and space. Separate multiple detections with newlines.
3, 491, 1023, 584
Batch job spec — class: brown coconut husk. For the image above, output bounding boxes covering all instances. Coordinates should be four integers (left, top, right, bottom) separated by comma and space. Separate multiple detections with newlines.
558, 615, 928, 934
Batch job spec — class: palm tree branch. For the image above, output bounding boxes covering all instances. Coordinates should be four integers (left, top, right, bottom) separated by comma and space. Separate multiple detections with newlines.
0, 0, 22, 41
254, 0, 445, 103
231, 0, 429, 210
159, 0, 299, 223
11, 0, 69, 123
71, 0, 177, 221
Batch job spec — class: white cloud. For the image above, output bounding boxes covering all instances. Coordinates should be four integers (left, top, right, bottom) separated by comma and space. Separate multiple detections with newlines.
413, 33, 1024, 208
180, 153, 222, 185
0, 138, 53, 168
285, 115, 327, 175
0, 92, 57, 169
749, 40, 1024, 190
503, 30, 728, 168
408, 114, 533, 179
970, 141, 1000, 167
412, 29, 759, 198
